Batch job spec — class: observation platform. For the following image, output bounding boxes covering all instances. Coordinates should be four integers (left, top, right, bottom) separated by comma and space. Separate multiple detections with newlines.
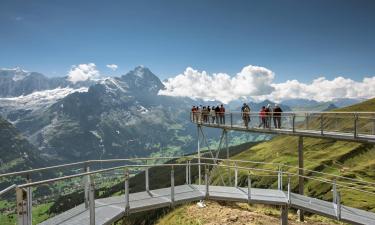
191, 112, 375, 143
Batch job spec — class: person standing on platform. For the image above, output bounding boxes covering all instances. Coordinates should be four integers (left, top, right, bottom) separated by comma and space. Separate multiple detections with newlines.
241, 103, 251, 128
219, 104, 226, 124
210, 106, 216, 124
259, 106, 266, 128
273, 104, 283, 128
215, 105, 220, 124
265, 104, 271, 128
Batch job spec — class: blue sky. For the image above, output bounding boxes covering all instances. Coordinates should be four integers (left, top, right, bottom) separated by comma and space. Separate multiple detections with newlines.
1, 0, 375, 83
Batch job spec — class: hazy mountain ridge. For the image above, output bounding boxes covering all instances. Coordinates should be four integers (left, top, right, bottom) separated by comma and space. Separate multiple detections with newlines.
0, 67, 92, 97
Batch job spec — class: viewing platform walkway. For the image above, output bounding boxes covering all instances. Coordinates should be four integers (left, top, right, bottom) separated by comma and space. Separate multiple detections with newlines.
2, 157, 375, 225
191, 111, 375, 143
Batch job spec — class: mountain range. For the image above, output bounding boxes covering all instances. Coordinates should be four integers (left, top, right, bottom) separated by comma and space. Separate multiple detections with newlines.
0, 66, 364, 166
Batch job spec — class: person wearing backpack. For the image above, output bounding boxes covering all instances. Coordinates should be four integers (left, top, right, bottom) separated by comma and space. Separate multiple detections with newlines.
241, 103, 251, 127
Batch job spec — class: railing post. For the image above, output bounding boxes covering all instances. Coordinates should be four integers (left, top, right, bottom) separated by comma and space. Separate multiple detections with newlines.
197, 125, 201, 185
332, 179, 337, 204
320, 114, 324, 135
287, 174, 291, 205
278, 167, 283, 190
298, 136, 304, 221
188, 160, 192, 185
185, 161, 189, 185
234, 162, 238, 188
26, 174, 32, 225
84, 164, 90, 209
247, 172, 251, 203
305, 113, 309, 130
205, 166, 209, 199
337, 191, 341, 221
230, 113, 233, 128
171, 166, 175, 206
89, 175, 95, 225
145, 167, 149, 192
124, 168, 130, 216
16, 187, 27, 225
281, 205, 288, 225
354, 113, 358, 138
292, 114, 296, 132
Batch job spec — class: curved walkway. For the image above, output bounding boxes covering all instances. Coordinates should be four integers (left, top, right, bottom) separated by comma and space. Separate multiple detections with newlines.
40, 184, 375, 225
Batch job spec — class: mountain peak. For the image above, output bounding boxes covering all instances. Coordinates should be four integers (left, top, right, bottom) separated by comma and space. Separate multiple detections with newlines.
121, 66, 164, 94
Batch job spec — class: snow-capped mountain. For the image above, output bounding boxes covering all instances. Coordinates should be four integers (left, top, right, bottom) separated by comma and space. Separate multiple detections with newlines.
1, 66, 198, 162
0, 67, 93, 97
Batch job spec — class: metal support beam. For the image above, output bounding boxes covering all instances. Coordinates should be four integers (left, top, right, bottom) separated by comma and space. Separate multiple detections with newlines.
247, 173, 251, 203
278, 167, 283, 190
287, 175, 291, 205
197, 125, 201, 185
354, 113, 358, 138
305, 113, 309, 130
89, 176, 95, 225
205, 166, 209, 199
84, 165, 90, 209
280, 205, 288, 225
26, 175, 32, 225
145, 167, 149, 192
199, 126, 226, 186
292, 114, 296, 133
124, 168, 130, 216
298, 136, 304, 222
185, 162, 189, 185
337, 192, 341, 221
188, 161, 192, 185
234, 162, 238, 188
225, 129, 231, 186
171, 167, 175, 206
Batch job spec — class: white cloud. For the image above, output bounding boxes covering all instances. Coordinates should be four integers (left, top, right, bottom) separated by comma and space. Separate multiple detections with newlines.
67, 63, 100, 84
158, 65, 275, 103
106, 64, 118, 71
159, 65, 375, 103
265, 76, 375, 102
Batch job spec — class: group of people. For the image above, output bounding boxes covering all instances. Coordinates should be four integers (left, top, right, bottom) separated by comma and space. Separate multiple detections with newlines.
192, 103, 283, 129
191, 104, 226, 124
257, 104, 283, 129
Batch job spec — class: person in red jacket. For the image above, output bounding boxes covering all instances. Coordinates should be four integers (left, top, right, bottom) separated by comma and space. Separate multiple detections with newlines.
259, 106, 266, 128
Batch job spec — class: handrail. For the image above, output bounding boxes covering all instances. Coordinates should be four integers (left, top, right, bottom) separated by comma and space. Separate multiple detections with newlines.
192, 111, 375, 115
3, 155, 375, 189
0, 156, 183, 179
15, 161, 375, 197
0, 184, 17, 197
198, 156, 375, 187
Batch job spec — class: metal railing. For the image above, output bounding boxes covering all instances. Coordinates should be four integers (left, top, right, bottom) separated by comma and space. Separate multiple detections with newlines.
2, 156, 375, 225
191, 111, 375, 139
